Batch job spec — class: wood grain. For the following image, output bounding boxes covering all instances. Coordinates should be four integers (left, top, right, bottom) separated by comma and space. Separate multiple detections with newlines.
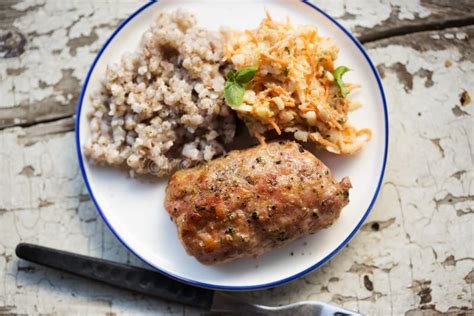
357, 0, 474, 42
0, 1, 473, 315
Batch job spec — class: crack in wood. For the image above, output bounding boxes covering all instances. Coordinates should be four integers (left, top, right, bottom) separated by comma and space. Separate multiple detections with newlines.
347, 262, 378, 274
365, 25, 474, 61
442, 255, 474, 268
359, 15, 474, 43
1, 113, 75, 132
405, 306, 473, 315
430, 138, 445, 158
332, 291, 385, 304
434, 193, 474, 207
0, 305, 16, 312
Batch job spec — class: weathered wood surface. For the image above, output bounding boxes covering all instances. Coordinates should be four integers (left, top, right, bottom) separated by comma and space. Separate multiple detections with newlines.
0, 1, 473, 315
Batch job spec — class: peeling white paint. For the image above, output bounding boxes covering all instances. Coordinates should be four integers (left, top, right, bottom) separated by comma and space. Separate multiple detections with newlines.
0, 1, 145, 109
312, 0, 431, 31
444, 33, 455, 39
456, 32, 468, 40
0, 0, 472, 315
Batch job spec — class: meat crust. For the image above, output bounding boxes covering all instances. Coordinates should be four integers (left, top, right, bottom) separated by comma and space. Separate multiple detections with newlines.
165, 141, 351, 264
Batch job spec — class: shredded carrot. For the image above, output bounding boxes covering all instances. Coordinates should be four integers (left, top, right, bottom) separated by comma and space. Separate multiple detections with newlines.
253, 130, 267, 145
309, 133, 339, 152
299, 107, 313, 113
273, 85, 289, 96
330, 118, 342, 130
224, 11, 371, 155
268, 43, 282, 53
261, 52, 289, 65
245, 30, 258, 43
304, 72, 313, 85
346, 83, 362, 91
357, 128, 373, 139
251, 76, 267, 85
321, 57, 334, 72
268, 119, 281, 135
264, 8, 272, 21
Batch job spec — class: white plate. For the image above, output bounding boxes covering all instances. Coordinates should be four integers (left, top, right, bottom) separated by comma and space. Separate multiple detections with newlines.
76, 0, 388, 290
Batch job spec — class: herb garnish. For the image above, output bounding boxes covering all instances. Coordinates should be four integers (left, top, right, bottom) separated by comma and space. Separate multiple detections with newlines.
333, 66, 350, 97
224, 66, 257, 107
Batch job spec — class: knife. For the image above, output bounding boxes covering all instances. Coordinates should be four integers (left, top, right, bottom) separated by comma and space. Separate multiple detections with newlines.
15, 243, 360, 315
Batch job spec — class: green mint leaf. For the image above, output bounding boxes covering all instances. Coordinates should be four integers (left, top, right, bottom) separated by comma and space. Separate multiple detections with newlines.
226, 70, 236, 81
224, 81, 245, 107
333, 66, 350, 97
235, 66, 257, 85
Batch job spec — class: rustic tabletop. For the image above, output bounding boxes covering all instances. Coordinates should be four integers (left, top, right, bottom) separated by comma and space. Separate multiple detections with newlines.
0, 1, 473, 315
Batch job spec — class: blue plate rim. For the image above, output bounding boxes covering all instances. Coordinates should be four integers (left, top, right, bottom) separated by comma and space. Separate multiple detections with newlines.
75, 0, 389, 291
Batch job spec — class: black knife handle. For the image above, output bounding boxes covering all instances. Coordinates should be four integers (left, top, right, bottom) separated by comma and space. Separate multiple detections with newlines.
16, 243, 214, 310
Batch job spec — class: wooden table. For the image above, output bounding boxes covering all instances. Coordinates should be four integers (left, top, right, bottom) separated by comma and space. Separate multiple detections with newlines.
1, 1, 472, 315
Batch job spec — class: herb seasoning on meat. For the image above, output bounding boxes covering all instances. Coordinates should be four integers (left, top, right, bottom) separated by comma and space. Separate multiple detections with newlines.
165, 141, 351, 264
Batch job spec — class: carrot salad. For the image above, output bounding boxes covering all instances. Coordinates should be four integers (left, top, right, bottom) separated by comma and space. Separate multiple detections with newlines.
223, 12, 371, 154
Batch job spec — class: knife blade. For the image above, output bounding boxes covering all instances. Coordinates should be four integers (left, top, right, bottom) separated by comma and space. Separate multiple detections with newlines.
15, 243, 359, 315
16, 243, 214, 309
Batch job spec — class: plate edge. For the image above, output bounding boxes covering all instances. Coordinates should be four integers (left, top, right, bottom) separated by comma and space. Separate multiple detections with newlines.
75, 0, 390, 291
